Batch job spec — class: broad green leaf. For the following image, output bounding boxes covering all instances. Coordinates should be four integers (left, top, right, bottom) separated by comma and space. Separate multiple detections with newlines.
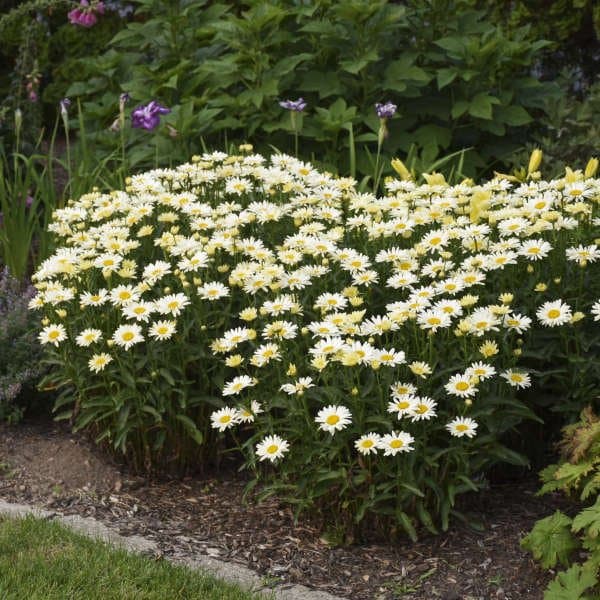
544, 564, 597, 600
521, 511, 578, 568
437, 68, 458, 89
468, 93, 499, 120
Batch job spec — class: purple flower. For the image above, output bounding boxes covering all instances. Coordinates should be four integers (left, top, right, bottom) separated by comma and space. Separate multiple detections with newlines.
119, 92, 130, 105
279, 98, 307, 112
375, 102, 397, 119
59, 98, 71, 116
25, 195, 34, 209
131, 101, 171, 131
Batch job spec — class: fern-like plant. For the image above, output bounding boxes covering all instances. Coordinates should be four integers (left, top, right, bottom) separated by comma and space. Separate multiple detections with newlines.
522, 407, 600, 599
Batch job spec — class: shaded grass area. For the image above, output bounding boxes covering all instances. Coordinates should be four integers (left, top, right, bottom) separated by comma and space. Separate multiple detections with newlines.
0, 516, 261, 599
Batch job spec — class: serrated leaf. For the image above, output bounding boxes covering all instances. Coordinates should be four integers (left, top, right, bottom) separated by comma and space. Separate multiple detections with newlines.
544, 564, 597, 600
521, 511, 578, 568
572, 497, 600, 538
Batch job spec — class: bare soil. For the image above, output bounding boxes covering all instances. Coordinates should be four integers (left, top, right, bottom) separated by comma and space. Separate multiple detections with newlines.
0, 420, 571, 599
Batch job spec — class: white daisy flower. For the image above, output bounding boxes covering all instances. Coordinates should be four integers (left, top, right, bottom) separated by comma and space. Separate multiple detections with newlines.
75, 328, 103, 347
354, 433, 380, 455
222, 375, 256, 396
197, 281, 230, 300
88, 352, 112, 373
444, 373, 478, 398
39, 324, 67, 347
210, 407, 240, 432
315, 405, 352, 434
536, 300, 572, 327
149, 320, 177, 341
112, 324, 144, 350
503, 313, 532, 333
500, 370, 531, 389
256, 435, 290, 462
446, 417, 478, 438
377, 431, 415, 455
156, 293, 190, 316
387, 396, 418, 419
409, 397, 437, 422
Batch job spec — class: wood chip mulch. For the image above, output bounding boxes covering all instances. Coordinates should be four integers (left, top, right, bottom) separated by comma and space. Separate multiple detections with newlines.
0, 420, 573, 599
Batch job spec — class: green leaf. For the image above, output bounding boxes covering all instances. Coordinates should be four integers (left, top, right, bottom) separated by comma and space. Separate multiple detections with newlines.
437, 68, 458, 90
175, 415, 203, 445
396, 510, 418, 542
496, 105, 532, 126
451, 100, 469, 119
521, 511, 578, 568
572, 497, 600, 538
544, 564, 597, 600
468, 93, 499, 120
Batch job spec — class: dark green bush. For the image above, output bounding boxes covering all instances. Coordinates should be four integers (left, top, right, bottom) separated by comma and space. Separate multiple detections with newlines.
64, 0, 561, 180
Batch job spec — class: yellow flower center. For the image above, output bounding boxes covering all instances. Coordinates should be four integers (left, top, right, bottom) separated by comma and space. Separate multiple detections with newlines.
266, 444, 279, 454
122, 332, 134, 342
326, 415, 340, 426
456, 424, 469, 432
456, 381, 470, 391
49, 330, 60, 339
416, 404, 428, 414
219, 415, 231, 424
362, 440, 374, 448
390, 439, 403, 449
547, 309, 561, 319
428, 317, 441, 325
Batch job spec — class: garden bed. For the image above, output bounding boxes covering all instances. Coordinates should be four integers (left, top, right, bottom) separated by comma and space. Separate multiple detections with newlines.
0, 419, 570, 599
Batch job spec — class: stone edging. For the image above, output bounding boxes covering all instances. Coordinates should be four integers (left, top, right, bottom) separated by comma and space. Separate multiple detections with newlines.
0, 499, 344, 600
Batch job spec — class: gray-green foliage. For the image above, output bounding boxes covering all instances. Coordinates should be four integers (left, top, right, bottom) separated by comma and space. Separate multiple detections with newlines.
66, 0, 560, 179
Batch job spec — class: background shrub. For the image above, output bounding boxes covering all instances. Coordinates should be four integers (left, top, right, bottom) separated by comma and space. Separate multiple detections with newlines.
61, 0, 563, 180
0, 268, 44, 423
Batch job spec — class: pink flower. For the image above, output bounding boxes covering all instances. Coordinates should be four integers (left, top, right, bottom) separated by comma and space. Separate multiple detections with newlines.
68, 1, 105, 28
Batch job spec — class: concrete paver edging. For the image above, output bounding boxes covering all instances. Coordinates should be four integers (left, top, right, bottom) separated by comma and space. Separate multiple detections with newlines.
0, 499, 344, 600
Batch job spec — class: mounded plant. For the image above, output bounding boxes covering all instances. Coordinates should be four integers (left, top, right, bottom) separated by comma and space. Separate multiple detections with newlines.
33, 150, 600, 537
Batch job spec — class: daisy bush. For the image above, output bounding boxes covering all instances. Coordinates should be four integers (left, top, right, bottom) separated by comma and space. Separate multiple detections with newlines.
32, 151, 600, 535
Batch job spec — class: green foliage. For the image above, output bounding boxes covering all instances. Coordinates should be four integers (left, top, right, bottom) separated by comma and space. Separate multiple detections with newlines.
64, 0, 560, 181
522, 408, 600, 598
521, 511, 579, 569
511, 78, 600, 179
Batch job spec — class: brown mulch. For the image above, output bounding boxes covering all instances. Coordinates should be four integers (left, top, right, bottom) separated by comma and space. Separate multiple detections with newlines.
0, 420, 571, 599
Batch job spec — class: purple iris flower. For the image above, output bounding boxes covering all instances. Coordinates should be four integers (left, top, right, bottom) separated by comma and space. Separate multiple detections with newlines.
279, 98, 307, 112
131, 101, 171, 131
59, 98, 71, 116
375, 102, 397, 119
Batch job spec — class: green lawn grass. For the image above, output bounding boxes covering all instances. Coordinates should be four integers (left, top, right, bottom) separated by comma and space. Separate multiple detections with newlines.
0, 516, 261, 599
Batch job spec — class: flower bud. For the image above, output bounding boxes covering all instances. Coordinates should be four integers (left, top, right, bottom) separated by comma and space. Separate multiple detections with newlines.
528, 148, 543, 175
391, 158, 412, 181
584, 157, 598, 179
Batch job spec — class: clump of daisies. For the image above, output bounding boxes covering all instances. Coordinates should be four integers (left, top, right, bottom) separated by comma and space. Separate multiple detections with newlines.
32, 150, 600, 535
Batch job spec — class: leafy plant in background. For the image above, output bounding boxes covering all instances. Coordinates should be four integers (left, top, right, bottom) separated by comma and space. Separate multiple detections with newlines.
0, 268, 44, 423
60, 0, 561, 184
522, 407, 600, 599
510, 77, 600, 179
